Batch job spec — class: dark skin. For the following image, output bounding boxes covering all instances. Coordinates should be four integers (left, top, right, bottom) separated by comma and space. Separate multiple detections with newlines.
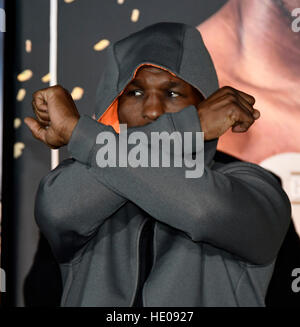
118, 65, 204, 127
24, 65, 260, 148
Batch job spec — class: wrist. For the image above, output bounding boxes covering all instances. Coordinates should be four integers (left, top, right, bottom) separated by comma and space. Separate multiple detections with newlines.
62, 116, 80, 145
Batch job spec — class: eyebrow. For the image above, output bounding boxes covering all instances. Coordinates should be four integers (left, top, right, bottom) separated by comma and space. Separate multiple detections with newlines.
129, 79, 184, 89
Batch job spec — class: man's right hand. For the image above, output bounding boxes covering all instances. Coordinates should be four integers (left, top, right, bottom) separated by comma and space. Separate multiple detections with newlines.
24, 85, 80, 149
197, 86, 260, 140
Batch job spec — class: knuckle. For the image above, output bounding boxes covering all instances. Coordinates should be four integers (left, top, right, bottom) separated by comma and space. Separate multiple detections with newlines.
247, 105, 254, 112
32, 90, 39, 99
225, 94, 237, 103
31, 131, 39, 140
243, 113, 254, 125
222, 86, 235, 93
49, 85, 62, 94
226, 106, 239, 120
54, 84, 64, 91
248, 94, 255, 102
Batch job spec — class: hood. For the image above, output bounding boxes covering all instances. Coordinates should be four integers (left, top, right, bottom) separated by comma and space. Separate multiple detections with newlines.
94, 22, 220, 164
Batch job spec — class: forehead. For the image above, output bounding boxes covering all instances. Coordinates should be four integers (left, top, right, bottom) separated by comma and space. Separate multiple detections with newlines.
136, 65, 172, 75
132, 65, 186, 85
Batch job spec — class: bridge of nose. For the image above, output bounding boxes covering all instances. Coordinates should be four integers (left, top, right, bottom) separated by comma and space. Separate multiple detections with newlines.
142, 94, 166, 120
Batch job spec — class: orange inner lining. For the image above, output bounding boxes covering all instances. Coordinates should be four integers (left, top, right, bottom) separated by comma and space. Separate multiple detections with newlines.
97, 63, 176, 134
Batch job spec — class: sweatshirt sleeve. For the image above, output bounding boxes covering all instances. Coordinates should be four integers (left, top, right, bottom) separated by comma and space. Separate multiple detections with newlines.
35, 157, 126, 262
68, 106, 292, 265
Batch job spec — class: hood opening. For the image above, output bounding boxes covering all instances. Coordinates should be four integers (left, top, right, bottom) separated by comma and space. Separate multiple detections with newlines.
97, 63, 205, 134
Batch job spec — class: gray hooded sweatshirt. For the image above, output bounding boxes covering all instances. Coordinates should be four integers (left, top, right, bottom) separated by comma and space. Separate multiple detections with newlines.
35, 22, 291, 307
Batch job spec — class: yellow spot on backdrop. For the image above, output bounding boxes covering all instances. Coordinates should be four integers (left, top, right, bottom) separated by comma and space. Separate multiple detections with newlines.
16, 88, 26, 101
42, 73, 50, 83
94, 39, 110, 51
25, 40, 32, 53
17, 69, 33, 82
117, 0, 125, 4
64, 0, 75, 3
71, 87, 84, 100
14, 118, 22, 129
14, 142, 25, 159
131, 9, 140, 22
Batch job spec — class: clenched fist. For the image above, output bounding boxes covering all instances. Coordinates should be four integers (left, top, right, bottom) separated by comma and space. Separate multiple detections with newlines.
25, 84, 260, 149
197, 86, 260, 140
24, 85, 80, 149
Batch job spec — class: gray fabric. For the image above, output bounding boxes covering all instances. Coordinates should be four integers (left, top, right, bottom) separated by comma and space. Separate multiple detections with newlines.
34, 22, 291, 306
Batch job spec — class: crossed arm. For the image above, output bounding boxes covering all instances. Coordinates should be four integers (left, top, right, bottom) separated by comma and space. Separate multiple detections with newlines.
35, 106, 291, 265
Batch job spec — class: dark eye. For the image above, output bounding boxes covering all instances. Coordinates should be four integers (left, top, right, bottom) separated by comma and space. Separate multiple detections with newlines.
168, 91, 180, 98
127, 90, 143, 97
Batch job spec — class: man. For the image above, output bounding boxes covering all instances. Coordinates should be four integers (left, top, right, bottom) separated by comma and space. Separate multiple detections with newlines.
24, 22, 291, 307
